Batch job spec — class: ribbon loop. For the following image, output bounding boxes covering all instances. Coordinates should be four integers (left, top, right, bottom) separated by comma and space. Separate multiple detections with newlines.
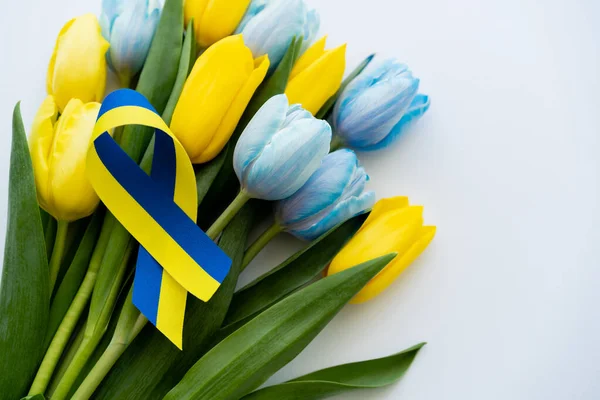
87, 89, 231, 348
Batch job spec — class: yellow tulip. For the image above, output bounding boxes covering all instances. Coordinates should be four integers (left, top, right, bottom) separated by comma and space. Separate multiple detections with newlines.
327, 196, 436, 303
285, 36, 346, 115
29, 96, 102, 222
47, 13, 109, 113
184, 0, 251, 48
171, 35, 269, 164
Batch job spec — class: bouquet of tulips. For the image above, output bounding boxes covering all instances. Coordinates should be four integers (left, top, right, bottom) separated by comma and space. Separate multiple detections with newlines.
0, 0, 436, 399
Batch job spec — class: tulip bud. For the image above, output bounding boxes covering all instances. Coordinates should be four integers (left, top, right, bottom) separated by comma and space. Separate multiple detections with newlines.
275, 149, 375, 241
333, 59, 428, 151
233, 94, 331, 201
29, 96, 102, 221
286, 36, 346, 115
235, 0, 320, 69
100, 0, 162, 85
328, 197, 436, 303
171, 35, 269, 163
184, 0, 251, 48
47, 14, 110, 113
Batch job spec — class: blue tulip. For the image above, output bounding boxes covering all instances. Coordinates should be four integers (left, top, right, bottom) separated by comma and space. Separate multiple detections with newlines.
275, 149, 375, 241
332, 59, 429, 151
235, 0, 320, 69
234, 94, 331, 201
100, 0, 162, 84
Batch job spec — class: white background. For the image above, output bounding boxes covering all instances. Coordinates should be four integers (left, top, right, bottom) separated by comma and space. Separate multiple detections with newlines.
1, 0, 599, 399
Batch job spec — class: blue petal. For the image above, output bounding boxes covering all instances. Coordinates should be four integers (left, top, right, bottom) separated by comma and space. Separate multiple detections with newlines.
243, 118, 331, 200
107, 0, 162, 78
235, 0, 268, 33
300, 8, 320, 54
275, 149, 358, 226
289, 191, 376, 241
234, 94, 289, 182
360, 94, 431, 151
237, 0, 306, 68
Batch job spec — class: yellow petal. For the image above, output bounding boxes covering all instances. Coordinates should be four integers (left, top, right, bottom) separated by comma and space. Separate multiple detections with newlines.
29, 96, 58, 215
171, 35, 257, 163
49, 99, 102, 221
351, 226, 436, 303
194, 0, 251, 48
286, 43, 346, 115
47, 18, 75, 95
328, 205, 424, 276
289, 36, 327, 81
360, 196, 409, 232
184, 0, 209, 29
49, 14, 109, 112
195, 54, 269, 163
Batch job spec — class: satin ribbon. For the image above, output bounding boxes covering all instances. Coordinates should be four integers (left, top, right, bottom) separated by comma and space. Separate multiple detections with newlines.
87, 89, 231, 349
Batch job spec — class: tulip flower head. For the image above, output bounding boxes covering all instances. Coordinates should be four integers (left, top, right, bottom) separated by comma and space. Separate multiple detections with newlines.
286, 36, 346, 115
275, 149, 375, 241
171, 35, 269, 164
100, 0, 162, 85
47, 14, 110, 113
333, 59, 429, 151
185, 0, 251, 48
29, 96, 102, 222
235, 0, 320, 69
233, 94, 331, 201
328, 197, 436, 303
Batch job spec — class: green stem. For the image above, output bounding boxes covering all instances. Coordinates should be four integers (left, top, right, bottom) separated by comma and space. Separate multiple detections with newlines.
29, 216, 114, 396
205, 190, 251, 240
329, 135, 345, 152
46, 317, 86, 397
72, 313, 147, 400
49, 220, 70, 294
51, 240, 135, 400
241, 223, 283, 271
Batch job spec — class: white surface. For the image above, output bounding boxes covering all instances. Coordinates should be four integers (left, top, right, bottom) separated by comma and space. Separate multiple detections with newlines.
1, 0, 599, 399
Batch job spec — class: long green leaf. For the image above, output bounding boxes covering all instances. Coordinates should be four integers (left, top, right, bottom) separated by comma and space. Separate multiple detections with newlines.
0, 103, 49, 399
92, 202, 258, 400
45, 210, 105, 347
242, 343, 425, 400
315, 54, 375, 120
164, 254, 396, 400
197, 37, 304, 230
221, 213, 368, 335
119, 0, 184, 163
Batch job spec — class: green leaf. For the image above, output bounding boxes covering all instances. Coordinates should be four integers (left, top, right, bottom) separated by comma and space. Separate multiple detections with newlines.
44, 209, 105, 348
315, 54, 375, 120
221, 213, 368, 336
195, 145, 227, 205
197, 37, 304, 230
0, 103, 49, 399
162, 18, 196, 126
92, 202, 259, 400
119, 0, 184, 163
43, 214, 56, 262
242, 343, 425, 400
21, 394, 46, 400
164, 254, 396, 400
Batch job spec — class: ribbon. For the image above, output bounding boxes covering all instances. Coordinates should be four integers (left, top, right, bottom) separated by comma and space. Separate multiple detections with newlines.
87, 89, 231, 349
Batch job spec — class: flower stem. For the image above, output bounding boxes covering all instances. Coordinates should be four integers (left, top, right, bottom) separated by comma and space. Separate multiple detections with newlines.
205, 190, 252, 240
49, 220, 69, 294
329, 135, 345, 152
241, 223, 283, 271
29, 216, 114, 396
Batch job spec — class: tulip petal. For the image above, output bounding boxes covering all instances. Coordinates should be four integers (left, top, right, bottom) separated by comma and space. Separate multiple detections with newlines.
276, 149, 358, 226
195, 0, 251, 48
233, 94, 289, 180
351, 225, 436, 303
46, 18, 75, 96
286, 43, 346, 115
290, 191, 375, 241
243, 118, 331, 200
289, 35, 326, 81
360, 196, 409, 230
300, 8, 320, 53
29, 96, 58, 214
196, 54, 270, 163
360, 94, 431, 151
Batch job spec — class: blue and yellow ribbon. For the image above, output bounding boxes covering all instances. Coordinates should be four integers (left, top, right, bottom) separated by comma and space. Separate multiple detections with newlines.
87, 89, 231, 349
